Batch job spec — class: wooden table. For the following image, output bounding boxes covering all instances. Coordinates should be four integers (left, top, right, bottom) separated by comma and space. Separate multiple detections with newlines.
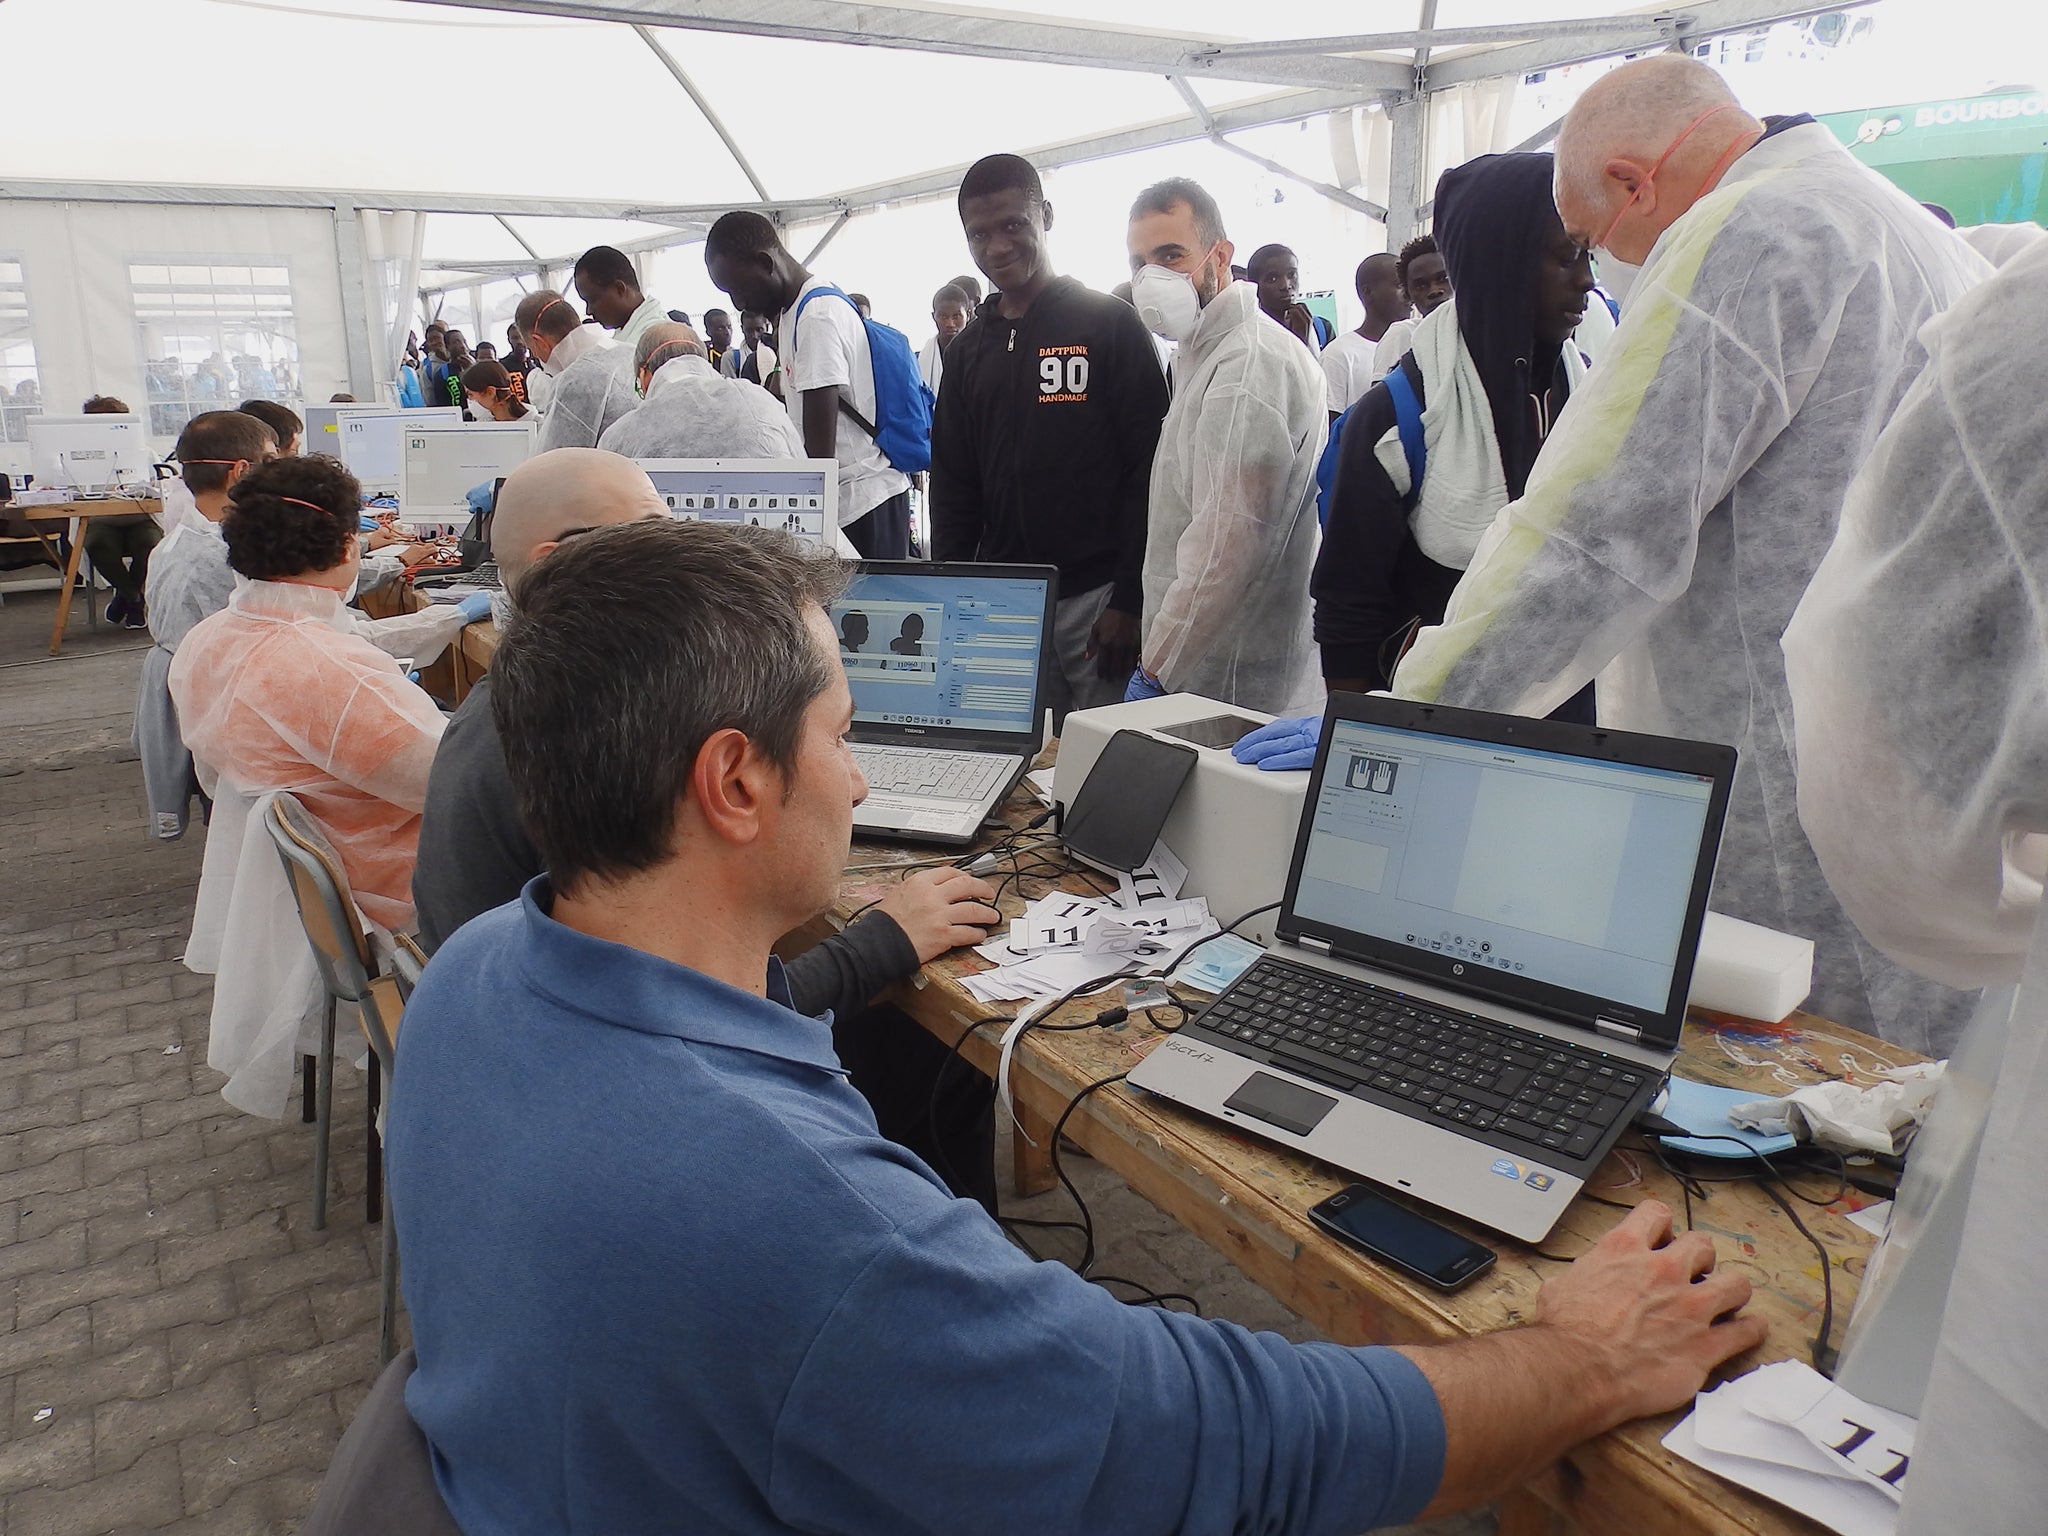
13, 496, 161, 654
415, 603, 1896, 1534
819, 780, 1908, 1536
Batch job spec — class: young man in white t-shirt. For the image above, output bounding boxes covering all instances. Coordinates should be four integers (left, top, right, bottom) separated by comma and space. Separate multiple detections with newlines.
1321, 252, 1414, 419
705, 213, 913, 557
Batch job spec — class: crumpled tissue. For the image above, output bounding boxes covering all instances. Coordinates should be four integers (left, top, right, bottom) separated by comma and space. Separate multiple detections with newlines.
1729, 1063, 1944, 1156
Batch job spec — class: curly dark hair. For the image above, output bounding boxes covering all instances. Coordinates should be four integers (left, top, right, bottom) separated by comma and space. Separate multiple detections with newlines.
1395, 234, 1439, 292
222, 454, 362, 581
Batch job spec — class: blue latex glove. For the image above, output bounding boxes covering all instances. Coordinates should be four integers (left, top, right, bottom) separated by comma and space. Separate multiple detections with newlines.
1232, 714, 1322, 771
464, 480, 495, 516
358, 513, 383, 531
457, 590, 494, 624
1123, 666, 1167, 703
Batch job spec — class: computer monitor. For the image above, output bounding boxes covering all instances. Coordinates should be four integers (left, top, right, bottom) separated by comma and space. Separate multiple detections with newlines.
27, 414, 150, 493
399, 422, 536, 522
303, 401, 387, 453
331, 407, 461, 494
635, 458, 838, 547
833, 563, 1054, 741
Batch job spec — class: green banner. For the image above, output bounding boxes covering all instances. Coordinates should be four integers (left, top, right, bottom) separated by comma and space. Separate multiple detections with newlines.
1819, 92, 2048, 225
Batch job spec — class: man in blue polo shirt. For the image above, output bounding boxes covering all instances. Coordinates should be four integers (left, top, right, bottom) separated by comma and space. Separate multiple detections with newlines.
387, 518, 1767, 1536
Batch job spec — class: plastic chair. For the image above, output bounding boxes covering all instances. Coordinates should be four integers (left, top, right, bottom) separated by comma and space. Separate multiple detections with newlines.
297, 1348, 463, 1536
262, 794, 404, 1361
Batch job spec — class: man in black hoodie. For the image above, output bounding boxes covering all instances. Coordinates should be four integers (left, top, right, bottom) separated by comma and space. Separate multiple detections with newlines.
1309, 154, 1596, 713
930, 153, 1170, 727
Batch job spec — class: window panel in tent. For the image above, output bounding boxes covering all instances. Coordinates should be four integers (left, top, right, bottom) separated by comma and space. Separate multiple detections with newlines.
130, 259, 302, 441
0, 258, 41, 447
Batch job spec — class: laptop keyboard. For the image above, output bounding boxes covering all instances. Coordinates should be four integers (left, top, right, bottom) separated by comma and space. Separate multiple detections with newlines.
851, 745, 1009, 804
461, 561, 502, 590
1188, 956, 1654, 1165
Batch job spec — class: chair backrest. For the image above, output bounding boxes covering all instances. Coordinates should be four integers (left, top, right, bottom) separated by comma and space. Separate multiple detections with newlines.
390, 932, 428, 1004
298, 1348, 465, 1536
263, 793, 375, 1006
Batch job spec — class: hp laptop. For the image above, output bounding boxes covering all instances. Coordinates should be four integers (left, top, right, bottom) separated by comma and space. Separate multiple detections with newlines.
1130, 695, 1735, 1242
636, 458, 837, 548
838, 561, 1057, 846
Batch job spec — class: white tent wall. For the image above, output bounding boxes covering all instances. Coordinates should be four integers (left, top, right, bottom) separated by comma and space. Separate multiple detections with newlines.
0, 201, 356, 470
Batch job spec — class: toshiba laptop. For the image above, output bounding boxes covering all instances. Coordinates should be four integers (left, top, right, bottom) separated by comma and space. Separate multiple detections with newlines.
635, 458, 837, 547
838, 562, 1057, 846
1130, 695, 1735, 1241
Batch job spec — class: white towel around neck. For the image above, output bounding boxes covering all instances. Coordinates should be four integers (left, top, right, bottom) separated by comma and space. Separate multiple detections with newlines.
1374, 298, 1587, 571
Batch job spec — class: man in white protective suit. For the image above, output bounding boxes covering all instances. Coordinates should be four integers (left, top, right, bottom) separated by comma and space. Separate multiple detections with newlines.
1122, 176, 1326, 716
1387, 55, 1990, 1054
1781, 239, 2048, 1533
596, 322, 807, 462
514, 288, 637, 454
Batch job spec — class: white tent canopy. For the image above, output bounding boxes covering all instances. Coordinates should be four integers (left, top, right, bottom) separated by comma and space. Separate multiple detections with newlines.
1, 0, 2023, 456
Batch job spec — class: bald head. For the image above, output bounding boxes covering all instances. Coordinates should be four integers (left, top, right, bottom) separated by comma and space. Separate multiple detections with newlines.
1555, 55, 1761, 264
634, 321, 704, 379
492, 448, 667, 592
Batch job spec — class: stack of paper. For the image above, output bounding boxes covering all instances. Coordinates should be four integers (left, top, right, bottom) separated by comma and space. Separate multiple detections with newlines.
957, 843, 1219, 1006
1664, 1359, 1915, 1536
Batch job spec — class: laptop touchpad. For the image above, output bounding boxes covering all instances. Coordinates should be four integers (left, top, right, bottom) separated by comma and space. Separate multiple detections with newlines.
1223, 1073, 1337, 1137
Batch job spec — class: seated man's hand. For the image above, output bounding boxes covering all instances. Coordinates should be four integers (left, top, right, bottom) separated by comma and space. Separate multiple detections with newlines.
1537, 1199, 1768, 1425
1232, 714, 1321, 771
872, 866, 1002, 964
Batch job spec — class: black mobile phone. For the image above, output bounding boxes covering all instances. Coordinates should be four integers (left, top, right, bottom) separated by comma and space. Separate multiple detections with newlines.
1308, 1185, 1497, 1291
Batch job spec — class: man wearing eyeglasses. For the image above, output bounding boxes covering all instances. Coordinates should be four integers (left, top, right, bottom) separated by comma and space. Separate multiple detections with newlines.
1386, 53, 1989, 1055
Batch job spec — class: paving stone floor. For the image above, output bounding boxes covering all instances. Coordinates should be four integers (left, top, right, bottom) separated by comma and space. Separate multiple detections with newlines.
0, 579, 1491, 1536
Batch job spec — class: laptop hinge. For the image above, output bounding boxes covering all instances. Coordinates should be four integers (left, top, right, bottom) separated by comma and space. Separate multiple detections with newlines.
1595, 1017, 1643, 1042
1294, 935, 1332, 954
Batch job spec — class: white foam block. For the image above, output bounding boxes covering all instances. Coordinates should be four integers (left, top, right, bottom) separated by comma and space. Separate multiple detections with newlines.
1688, 910, 1814, 1023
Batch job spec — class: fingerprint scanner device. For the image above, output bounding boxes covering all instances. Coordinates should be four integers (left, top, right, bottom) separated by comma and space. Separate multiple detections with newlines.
398, 421, 535, 525
838, 561, 1056, 846
1057, 694, 1306, 947
332, 407, 460, 496
27, 414, 148, 493
1129, 694, 1736, 1243
635, 458, 837, 547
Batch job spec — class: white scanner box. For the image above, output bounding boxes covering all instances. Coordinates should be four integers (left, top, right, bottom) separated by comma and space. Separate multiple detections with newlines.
1057, 695, 1306, 946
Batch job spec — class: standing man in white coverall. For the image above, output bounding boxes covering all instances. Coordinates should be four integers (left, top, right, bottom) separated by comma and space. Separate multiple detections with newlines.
1123, 177, 1325, 715
1387, 55, 1989, 1054
1781, 240, 2048, 1533
514, 289, 638, 454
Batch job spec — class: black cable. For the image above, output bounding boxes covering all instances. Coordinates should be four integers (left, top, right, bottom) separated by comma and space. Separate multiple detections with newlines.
1047, 1068, 1130, 1275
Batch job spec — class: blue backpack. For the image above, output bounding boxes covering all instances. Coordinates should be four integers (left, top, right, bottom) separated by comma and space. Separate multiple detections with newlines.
789, 285, 935, 474
1315, 361, 1425, 529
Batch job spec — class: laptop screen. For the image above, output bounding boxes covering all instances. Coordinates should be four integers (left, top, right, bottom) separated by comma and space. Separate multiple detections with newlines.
636, 459, 834, 547
834, 567, 1050, 738
1290, 716, 1720, 1017
333, 408, 460, 492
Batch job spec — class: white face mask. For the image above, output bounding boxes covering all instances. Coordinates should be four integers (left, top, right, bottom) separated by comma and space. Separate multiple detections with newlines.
1131, 261, 1206, 342
1593, 251, 1640, 307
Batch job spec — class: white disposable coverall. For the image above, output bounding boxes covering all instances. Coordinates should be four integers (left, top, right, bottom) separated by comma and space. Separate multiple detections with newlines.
170, 579, 446, 934
1391, 121, 1990, 1053
1782, 237, 2048, 1535
1142, 279, 1325, 714
595, 354, 804, 460
535, 325, 637, 453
